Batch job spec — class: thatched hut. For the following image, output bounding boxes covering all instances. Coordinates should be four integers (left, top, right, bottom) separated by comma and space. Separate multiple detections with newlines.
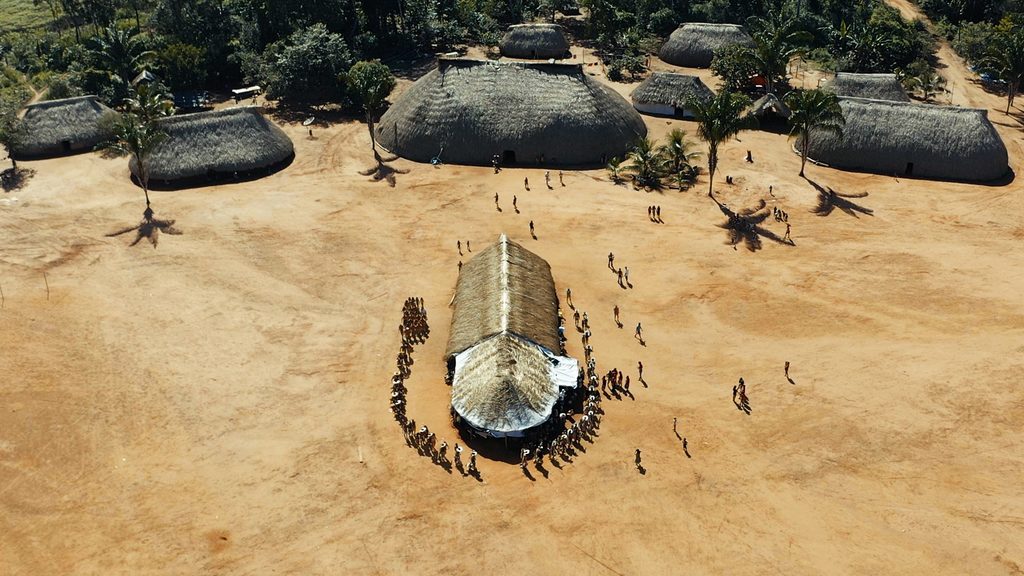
132, 106, 294, 187
804, 97, 1008, 181
658, 23, 754, 68
446, 235, 578, 438
375, 59, 647, 167
499, 24, 570, 59
12, 95, 117, 158
750, 93, 791, 121
630, 72, 714, 118
828, 73, 910, 102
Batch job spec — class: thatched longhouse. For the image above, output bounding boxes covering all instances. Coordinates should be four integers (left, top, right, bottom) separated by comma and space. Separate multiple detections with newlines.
630, 72, 714, 117
805, 98, 1008, 181
829, 73, 910, 102
750, 93, 791, 120
12, 95, 116, 158
447, 235, 577, 438
499, 23, 570, 59
132, 106, 294, 187
375, 59, 647, 166
658, 23, 754, 68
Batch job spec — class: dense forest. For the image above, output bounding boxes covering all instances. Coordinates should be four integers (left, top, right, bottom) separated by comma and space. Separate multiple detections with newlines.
0, 0, 1020, 112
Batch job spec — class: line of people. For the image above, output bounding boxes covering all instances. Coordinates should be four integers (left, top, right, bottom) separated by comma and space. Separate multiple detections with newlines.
647, 205, 663, 223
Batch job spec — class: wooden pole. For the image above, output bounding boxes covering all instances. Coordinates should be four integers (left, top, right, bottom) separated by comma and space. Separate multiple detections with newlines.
43, 272, 49, 301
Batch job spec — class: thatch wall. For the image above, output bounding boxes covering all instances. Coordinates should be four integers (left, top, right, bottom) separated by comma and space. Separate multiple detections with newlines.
750, 93, 791, 119
828, 73, 910, 102
500, 24, 570, 59
631, 72, 714, 109
13, 95, 117, 158
658, 23, 754, 68
133, 106, 294, 185
375, 59, 647, 166
451, 333, 560, 434
805, 98, 1008, 182
446, 234, 559, 358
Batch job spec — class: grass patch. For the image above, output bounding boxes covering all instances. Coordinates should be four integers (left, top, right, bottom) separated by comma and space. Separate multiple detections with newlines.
0, 0, 51, 31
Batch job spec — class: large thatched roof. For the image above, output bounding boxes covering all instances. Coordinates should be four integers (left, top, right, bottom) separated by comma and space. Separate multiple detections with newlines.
631, 72, 714, 108
446, 234, 560, 358
750, 93, 791, 119
500, 23, 570, 59
13, 95, 117, 158
805, 97, 1008, 182
658, 23, 754, 68
132, 106, 293, 184
376, 59, 647, 166
451, 333, 562, 434
828, 73, 910, 102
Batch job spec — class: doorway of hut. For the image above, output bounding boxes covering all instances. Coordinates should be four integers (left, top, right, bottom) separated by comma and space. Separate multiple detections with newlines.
503, 150, 516, 164
905, 162, 914, 176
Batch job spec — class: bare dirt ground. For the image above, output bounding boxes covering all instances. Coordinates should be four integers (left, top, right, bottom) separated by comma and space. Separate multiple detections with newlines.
3, 22, 1024, 576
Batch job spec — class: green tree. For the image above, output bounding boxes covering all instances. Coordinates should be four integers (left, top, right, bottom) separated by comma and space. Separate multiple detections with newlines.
0, 95, 28, 169
659, 128, 701, 176
980, 27, 1024, 113
711, 44, 759, 92
157, 43, 208, 90
784, 88, 845, 178
343, 60, 396, 154
687, 91, 756, 200
87, 25, 156, 97
743, 12, 812, 94
261, 23, 353, 102
625, 137, 668, 188
606, 156, 625, 184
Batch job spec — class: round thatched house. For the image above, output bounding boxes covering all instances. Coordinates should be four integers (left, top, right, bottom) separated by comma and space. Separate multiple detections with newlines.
132, 106, 294, 187
828, 73, 910, 102
446, 235, 578, 439
630, 72, 714, 117
658, 23, 754, 68
12, 95, 117, 158
499, 23, 570, 59
804, 98, 1008, 181
375, 59, 647, 166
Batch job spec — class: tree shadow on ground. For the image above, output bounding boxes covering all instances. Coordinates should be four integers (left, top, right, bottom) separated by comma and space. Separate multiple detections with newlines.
807, 179, 874, 218
715, 198, 790, 251
359, 150, 408, 187
1, 167, 35, 192
106, 207, 182, 248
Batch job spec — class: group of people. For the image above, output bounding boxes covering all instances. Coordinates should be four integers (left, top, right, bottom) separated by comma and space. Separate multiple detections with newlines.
391, 297, 429, 426
607, 252, 632, 290
772, 205, 793, 243
647, 206, 664, 223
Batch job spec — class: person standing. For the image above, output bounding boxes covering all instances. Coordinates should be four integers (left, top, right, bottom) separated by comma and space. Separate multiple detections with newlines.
613, 305, 620, 326
559, 171, 565, 186
634, 448, 643, 471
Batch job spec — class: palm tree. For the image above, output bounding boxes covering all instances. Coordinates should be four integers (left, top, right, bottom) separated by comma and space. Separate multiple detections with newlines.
625, 137, 668, 189
88, 25, 155, 91
980, 28, 1024, 114
743, 12, 812, 94
785, 88, 845, 178
660, 128, 701, 174
687, 91, 757, 200
606, 156, 625, 184
908, 68, 947, 102
122, 82, 175, 122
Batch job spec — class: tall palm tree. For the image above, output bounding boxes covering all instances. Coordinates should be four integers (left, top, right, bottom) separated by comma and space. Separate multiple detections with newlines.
625, 137, 668, 189
659, 128, 701, 175
687, 91, 757, 200
743, 12, 812, 94
123, 83, 175, 123
785, 88, 845, 178
981, 28, 1024, 114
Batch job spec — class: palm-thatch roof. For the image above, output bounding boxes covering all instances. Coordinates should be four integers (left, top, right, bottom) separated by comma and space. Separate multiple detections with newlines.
828, 73, 910, 102
750, 93, 791, 119
12, 95, 117, 158
804, 97, 1008, 182
658, 23, 754, 68
451, 333, 564, 435
375, 59, 647, 166
132, 106, 294, 185
446, 234, 560, 358
500, 23, 570, 59
631, 72, 714, 108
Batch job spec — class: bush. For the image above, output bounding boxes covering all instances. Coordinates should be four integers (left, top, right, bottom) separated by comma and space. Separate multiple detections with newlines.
260, 24, 353, 102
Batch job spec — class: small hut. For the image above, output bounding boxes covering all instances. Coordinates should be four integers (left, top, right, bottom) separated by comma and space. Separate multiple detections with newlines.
804, 97, 1008, 182
500, 24, 570, 59
658, 23, 755, 68
750, 93, 791, 121
133, 106, 294, 187
828, 73, 910, 102
630, 72, 714, 117
376, 59, 646, 166
446, 235, 577, 439
12, 95, 117, 158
